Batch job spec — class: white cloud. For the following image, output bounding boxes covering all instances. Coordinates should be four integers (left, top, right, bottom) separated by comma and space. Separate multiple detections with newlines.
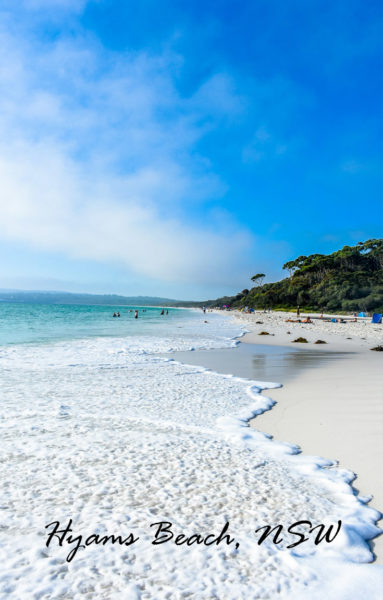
0, 141, 253, 285
0, 25, 256, 288
242, 126, 287, 163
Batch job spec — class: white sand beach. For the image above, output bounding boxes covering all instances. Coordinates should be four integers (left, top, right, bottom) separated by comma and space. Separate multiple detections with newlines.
169, 310, 383, 563
233, 310, 383, 561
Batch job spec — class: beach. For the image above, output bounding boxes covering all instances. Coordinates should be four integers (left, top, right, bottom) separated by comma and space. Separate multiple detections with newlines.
1, 305, 383, 598
189, 310, 383, 561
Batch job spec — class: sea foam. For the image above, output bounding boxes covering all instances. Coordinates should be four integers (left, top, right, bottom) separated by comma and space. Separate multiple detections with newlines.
0, 310, 382, 599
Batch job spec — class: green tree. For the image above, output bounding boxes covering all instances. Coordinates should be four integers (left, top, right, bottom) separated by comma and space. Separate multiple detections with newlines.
251, 273, 265, 286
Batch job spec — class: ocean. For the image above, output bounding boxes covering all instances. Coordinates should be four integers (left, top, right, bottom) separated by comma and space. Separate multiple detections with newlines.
0, 304, 382, 599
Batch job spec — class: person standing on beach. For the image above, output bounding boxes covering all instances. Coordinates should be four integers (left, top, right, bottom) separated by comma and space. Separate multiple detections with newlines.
297, 305, 300, 316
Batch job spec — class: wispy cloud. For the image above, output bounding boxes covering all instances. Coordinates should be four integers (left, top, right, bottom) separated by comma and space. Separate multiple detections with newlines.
3, 3, 375, 296
0, 17, 259, 289
242, 126, 287, 163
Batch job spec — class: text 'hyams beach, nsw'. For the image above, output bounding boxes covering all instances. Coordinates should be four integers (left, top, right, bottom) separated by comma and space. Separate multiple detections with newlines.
0, 1, 382, 599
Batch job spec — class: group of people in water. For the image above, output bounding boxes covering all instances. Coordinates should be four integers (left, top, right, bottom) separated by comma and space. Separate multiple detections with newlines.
112, 308, 168, 319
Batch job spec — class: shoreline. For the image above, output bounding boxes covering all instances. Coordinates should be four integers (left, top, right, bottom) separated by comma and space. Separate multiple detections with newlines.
3, 307, 383, 597
236, 310, 383, 562
169, 309, 383, 562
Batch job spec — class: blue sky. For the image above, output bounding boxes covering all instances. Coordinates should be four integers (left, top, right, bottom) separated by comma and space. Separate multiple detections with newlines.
0, 0, 381, 299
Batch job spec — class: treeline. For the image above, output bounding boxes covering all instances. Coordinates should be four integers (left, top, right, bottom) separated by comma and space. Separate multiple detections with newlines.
207, 239, 383, 312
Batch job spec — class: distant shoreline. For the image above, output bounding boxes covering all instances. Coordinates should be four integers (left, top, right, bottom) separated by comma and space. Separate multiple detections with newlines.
0, 289, 201, 307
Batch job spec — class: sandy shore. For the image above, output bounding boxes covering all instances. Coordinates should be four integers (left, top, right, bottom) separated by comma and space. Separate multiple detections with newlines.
234, 310, 383, 562
169, 309, 383, 561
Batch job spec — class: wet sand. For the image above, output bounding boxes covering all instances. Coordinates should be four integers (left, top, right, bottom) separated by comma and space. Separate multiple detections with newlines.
166, 342, 351, 383
166, 335, 383, 562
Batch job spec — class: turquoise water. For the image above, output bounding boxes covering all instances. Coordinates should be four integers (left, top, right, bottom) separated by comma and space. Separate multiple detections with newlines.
0, 303, 187, 346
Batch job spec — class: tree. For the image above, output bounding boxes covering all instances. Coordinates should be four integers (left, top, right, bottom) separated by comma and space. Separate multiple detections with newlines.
251, 273, 265, 286
226, 239, 383, 313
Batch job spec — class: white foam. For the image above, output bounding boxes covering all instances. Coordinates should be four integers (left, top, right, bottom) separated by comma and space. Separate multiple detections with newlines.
0, 311, 382, 599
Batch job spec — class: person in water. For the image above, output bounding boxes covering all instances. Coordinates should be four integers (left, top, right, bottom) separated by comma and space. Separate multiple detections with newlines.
166, 309, 168, 315
161, 309, 164, 315
134, 310, 138, 319
112, 312, 117, 317
116, 312, 120, 317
